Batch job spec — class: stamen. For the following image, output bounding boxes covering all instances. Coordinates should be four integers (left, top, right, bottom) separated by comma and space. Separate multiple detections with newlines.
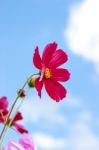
45, 68, 51, 79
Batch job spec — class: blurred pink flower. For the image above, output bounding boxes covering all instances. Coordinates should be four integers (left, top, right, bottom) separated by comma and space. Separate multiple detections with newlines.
0, 96, 28, 134
19, 134, 37, 150
0, 97, 9, 111
3, 134, 37, 150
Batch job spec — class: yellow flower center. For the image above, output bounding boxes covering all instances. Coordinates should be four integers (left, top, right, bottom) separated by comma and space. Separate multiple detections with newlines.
45, 68, 51, 79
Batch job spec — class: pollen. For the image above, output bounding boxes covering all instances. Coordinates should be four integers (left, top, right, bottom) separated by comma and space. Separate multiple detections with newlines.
45, 68, 51, 79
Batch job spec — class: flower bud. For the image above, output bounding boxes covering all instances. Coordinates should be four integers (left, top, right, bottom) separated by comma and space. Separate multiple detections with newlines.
18, 89, 26, 98
28, 74, 40, 88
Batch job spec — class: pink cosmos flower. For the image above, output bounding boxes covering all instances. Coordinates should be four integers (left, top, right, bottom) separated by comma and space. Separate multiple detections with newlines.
11, 112, 28, 134
33, 42, 70, 102
0, 97, 8, 111
19, 134, 37, 150
0, 96, 28, 134
3, 134, 37, 150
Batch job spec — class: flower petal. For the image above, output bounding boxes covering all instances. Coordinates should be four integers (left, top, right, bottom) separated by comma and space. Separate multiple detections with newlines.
42, 42, 57, 66
19, 134, 37, 150
0, 110, 8, 123
51, 68, 70, 82
13, 123, 28, 134
44, 79, 67, 102
13, 112, 23, 122
33, 46, 42, 69
0, 115, 4, 123
4, 141, 25, 150
0, 96, 9, 111
48, 49, 68, 68
35, 77, 43, 98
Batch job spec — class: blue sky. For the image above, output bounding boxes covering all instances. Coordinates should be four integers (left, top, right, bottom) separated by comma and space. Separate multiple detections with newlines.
0, 0, 99, 149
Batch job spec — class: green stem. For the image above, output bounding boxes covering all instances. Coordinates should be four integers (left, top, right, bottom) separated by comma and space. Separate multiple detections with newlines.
6, 88, 31, 137
0, 74, 34, 147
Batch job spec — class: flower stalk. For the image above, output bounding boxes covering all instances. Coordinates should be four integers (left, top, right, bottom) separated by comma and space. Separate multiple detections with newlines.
0, 74, 38, 148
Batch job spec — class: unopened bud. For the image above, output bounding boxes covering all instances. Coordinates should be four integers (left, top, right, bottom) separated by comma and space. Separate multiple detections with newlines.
28, 74, 40, 88
18, 89, 26, 98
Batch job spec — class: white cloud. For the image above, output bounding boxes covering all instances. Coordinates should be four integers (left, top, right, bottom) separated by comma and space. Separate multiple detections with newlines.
33, 111, 99, 150
20, 95, 67, 125
66, 94, 82, 107
21, 94, 83, 126
20, 95, 99, 150
33, 133, 66, 150
65, 0, 99, 74
79, 111, 92, 122
68, 121, 99, 150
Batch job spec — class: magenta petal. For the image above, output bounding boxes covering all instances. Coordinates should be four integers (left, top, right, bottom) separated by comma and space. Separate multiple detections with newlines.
13, 112, 23, 122
48, 49, 68, 68
44, 79, 67, 102
35, 77, 43, 98
14, 123, 28, 134
51, 68, 70, 82
33, 46, 42, 69
0, 110, 8, 123
42, 42, 57, 66
0, 96, 9, 111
